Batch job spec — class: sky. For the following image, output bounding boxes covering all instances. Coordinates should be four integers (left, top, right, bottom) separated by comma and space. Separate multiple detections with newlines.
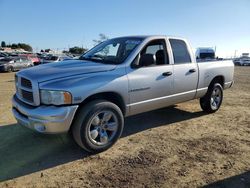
0, 0, 249, 57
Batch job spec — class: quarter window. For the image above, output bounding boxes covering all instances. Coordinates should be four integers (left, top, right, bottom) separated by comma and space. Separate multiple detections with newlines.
169, 39, 191, 64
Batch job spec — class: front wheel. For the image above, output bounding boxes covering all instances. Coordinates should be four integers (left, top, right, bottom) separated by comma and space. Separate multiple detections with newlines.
7, 66, 14, 72
72, 100, 124, 153
200, 83, 223, 113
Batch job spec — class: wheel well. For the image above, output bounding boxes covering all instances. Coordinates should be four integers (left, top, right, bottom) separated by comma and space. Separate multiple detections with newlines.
79, 92, 126, 115
209, 76, 224, 88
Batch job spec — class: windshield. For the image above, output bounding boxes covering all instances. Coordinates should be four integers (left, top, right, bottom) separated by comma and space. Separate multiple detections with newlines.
79, 37, 143, 64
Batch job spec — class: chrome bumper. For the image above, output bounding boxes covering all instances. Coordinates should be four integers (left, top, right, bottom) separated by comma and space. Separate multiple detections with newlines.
224, 81, 234, 89
12, 95, 78, 133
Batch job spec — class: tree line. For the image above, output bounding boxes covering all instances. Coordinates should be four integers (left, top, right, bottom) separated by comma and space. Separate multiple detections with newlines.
64, 33, 109, 54
1, 41, 33, 52
1, 33, 108, 54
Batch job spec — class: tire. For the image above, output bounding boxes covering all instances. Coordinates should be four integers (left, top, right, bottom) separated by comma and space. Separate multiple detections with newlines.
200, 83, 223, 113
72, 100, 124, 153
7, 66, 13, 72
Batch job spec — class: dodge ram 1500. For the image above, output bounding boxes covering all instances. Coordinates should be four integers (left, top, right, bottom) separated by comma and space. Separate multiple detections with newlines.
12, 35, 234, 153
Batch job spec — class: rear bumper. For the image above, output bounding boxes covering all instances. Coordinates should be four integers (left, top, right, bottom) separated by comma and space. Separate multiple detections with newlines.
12, 95, 78, 133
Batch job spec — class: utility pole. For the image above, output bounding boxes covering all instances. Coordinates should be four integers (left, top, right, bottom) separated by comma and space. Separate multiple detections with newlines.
234, 50, 237, 58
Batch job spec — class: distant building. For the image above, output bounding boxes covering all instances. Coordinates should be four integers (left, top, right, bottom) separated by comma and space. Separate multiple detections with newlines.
0, 47, 27, 53
242, 53, 249, 57
0, 47, 12, 52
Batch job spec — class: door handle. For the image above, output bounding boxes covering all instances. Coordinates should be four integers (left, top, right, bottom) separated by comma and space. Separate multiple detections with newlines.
189, 69, 196, 73
162, 72, 172, 76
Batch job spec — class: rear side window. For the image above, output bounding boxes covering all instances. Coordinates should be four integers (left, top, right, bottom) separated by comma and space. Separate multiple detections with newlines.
169, 39, 191, 64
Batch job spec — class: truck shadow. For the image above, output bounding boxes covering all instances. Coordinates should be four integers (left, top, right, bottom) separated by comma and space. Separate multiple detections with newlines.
122, 106, 205, 137
203, 171, 250, 188
0, 106, 206, 182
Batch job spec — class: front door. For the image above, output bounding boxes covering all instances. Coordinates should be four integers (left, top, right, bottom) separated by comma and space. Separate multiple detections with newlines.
127, 39, 174, 115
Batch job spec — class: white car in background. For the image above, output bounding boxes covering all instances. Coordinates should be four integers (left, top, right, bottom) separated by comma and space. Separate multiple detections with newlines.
234, 56, 250, 66
40, 55, 73, 64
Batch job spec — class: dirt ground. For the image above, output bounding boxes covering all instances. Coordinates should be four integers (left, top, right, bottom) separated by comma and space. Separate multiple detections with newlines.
0, 67, 250, 188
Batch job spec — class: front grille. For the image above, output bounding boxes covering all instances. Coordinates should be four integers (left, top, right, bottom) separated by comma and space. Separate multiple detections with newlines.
21, 77, 32, 89
21, 90, 34, 102
16, 76, 36, 105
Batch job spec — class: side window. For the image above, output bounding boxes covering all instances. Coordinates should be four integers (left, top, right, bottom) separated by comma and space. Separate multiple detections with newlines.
169, 39, 191, 64
140, 39, 169, 66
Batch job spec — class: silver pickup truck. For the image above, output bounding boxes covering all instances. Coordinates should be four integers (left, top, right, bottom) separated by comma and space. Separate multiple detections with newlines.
12, 35, 234, 153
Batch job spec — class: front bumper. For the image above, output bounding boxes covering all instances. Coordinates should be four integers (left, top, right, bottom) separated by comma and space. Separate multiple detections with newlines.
12, 95, 78, 133
224, 81, 234, 89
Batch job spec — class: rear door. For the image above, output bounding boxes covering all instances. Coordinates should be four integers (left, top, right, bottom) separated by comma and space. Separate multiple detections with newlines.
169, 39, 198, 103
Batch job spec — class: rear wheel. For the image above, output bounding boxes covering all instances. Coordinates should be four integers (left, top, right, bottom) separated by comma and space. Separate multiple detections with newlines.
72, 100, 124, 153
200, 83, 223, 113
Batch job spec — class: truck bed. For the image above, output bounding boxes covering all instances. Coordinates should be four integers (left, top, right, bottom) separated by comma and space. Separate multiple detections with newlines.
197, 60, 234, 92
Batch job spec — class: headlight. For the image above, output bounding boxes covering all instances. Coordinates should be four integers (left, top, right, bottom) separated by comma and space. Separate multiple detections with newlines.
40, 90, 72, 105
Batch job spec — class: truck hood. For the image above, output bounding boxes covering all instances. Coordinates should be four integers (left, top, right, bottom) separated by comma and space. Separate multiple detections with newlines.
18, 60, 117, 83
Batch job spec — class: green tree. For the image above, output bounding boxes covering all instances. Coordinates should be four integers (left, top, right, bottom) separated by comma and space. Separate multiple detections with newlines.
11, 43, 18, 49
92, 33, 110, 55
1, 41, 6, 47
93, 33, 109, 45
17, 43, 33, 52
69, 46, 87, 54
8, 43, 33, 52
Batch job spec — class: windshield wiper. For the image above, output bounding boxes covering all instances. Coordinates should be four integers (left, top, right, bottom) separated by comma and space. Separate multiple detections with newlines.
79, 55, 103, 61
89, 55, 104, 60
79, 55, 117, 65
